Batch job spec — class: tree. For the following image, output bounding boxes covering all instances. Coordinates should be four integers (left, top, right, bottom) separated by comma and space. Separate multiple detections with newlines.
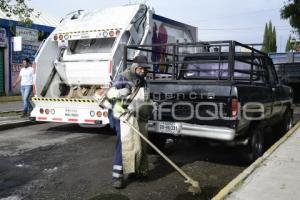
0, 0, 38, 24
261, 21, 277, 53
271, 26, 277, 52
285, 35, 293, 52
281, 0, 300, 35
261, 23, 269, 53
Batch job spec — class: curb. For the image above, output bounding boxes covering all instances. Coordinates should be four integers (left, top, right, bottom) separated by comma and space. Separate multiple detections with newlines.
0, 96, 22, 102
212, 121, 300, 200
0, 110, 23, 117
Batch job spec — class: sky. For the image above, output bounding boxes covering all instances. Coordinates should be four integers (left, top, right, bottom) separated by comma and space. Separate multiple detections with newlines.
28, 0, 294, 52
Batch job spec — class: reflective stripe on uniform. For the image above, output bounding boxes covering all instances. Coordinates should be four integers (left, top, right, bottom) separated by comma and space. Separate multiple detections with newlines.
113, 165, 123, 170
112, 172, 123, 178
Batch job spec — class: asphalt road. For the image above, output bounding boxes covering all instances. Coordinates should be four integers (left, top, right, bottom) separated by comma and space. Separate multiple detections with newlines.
0, 123, 247, 200
1, 110, 299, 200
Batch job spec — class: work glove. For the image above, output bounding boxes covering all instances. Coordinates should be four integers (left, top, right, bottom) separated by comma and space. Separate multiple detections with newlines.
106, 87, 119, 99
106, 87, 130, 100
113, 101, 127, 119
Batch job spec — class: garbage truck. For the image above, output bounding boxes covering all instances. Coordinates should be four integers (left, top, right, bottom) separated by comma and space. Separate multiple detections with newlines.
31, 4, 198, 125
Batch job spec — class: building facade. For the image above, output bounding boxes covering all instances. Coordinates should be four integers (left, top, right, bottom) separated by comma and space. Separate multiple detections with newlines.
0, 10, 59, 95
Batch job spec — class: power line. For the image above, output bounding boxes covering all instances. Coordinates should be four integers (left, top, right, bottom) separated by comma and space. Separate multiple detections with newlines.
198, 26, 290, 31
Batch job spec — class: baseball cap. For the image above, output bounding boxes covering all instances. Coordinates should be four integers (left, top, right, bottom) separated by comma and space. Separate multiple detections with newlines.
132, 55, 150, 68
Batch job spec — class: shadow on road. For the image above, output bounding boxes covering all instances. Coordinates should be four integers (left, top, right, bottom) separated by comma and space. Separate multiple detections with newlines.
46, 123, 115, 135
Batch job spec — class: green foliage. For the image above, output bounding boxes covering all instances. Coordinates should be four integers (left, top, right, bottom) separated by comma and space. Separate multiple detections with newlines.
271, 26, 277, 52
261, 24, 268, 52
261, 20, 277, 53
0, 0, 39, 25
285, 35, 293, 52
281, 0, 300, 35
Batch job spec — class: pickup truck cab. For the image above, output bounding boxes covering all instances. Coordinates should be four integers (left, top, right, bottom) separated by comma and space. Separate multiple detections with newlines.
125, 41, 293, 161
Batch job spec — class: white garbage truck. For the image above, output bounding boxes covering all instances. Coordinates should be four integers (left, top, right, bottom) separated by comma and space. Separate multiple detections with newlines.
31, 4, 197, 126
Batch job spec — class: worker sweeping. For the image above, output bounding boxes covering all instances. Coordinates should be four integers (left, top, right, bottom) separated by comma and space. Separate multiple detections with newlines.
106, 55, 152, 189
102, 55, 201, 194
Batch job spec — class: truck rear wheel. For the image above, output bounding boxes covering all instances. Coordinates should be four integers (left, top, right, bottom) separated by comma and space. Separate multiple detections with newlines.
248, 127, 265, 163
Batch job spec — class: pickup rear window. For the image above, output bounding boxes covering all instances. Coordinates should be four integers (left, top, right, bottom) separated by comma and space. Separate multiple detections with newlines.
183, 62, 228, 79
182, 59, 267, 83
68, 38, 115, 54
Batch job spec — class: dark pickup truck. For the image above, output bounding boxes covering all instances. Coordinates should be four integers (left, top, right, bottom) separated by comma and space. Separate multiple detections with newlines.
125, 41, 293, 161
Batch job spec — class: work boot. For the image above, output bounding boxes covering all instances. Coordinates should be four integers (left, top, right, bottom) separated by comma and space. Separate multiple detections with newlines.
112, 178, 124, 189
21, 112, 27, 118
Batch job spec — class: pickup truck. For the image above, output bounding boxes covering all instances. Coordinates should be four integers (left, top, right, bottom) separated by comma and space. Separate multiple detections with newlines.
125, 41, 293, 162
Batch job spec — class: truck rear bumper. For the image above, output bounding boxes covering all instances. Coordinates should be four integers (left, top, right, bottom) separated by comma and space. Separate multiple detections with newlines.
30, 98, 110, 125
148, 121, 235, 141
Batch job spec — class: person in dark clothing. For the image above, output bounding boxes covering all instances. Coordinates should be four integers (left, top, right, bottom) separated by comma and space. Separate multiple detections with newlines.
106, 55, 150, 189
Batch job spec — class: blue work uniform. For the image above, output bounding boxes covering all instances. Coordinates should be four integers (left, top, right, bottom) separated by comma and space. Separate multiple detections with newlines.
110, 69, 145, 181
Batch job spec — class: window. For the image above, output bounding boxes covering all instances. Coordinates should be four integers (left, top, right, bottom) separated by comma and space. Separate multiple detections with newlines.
183, 61, 228, 79
266, 59, 278, 85
68, 38, 115, 54
234, 58, 267, 84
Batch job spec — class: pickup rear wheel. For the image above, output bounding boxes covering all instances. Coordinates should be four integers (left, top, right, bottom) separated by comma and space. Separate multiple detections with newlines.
248, 127, 265, 163
272, 109, 293, 141
281, 110, 293, 134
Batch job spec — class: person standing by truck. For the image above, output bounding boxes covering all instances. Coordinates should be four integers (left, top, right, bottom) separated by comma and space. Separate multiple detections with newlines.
13, 58, 33, 117
106, 55, 152, 189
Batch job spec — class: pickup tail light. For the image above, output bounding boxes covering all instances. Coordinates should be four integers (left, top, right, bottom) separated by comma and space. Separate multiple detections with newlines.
231, 98, 239, 118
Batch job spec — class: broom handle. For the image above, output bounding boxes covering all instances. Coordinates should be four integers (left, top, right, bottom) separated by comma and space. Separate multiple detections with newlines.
123, 120, 195, 183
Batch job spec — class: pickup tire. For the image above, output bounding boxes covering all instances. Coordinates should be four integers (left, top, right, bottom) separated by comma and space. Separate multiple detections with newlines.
148, 132, 167, 154
279, 109, 293, 134
248, 127, 265, 163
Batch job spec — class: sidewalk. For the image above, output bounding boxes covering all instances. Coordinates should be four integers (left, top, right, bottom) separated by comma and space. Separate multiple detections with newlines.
213, 122, 300, 200
0, 95, 22, 112
0, 101, 23, 113
0, 96, 32, 130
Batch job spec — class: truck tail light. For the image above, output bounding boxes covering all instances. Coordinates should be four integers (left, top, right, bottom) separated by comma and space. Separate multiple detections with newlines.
96, 111, 102, 117
103, 111, 108, 117
90, 111, 95, 117
103, 31, 108, 37
109, 30, 114, 37
231, 98, 239, 118
45, 109, 50, 115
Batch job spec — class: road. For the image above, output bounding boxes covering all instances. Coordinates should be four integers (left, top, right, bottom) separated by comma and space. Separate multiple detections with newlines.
1, 109, 299, 200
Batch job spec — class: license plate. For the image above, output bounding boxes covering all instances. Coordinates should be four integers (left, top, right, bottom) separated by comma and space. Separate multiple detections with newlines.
65, 108, 78, 117
157, 122, 180, 134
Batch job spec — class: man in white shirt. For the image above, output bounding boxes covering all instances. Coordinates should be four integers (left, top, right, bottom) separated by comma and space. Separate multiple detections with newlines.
13, 58, 33, 117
